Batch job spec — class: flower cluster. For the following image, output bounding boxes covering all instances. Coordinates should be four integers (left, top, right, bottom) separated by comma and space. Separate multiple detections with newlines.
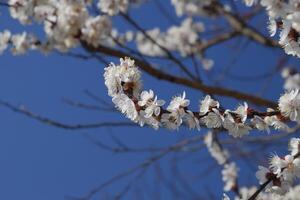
255, 138, 300, 195
97, 0, 129, 16
97, 0, 144, 16
244, 0, 300, 57
278, 90, 300, 123
2, 0, 120, 54
204, 131, 229, 165
136, 18, 207, 57
204, 131, 238, 192
171, 0, 214, 16
104, 57, 300, 138
223, 185, 300, 200
222, 138, 300, 199
222, 162, 239, 192
0, 30, 39, 55
282, 67, 300, 91
0, 0, 215, 67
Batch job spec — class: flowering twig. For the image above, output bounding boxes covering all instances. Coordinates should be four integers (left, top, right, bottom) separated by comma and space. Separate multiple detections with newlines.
250, 138, 300, 199
104, 57, 299, 138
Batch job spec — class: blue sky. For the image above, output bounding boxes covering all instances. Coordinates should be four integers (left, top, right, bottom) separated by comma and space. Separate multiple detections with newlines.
0, 1, 298, 200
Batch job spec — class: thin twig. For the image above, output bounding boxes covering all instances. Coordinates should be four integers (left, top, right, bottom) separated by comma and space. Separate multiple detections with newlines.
0, 100, 134, 130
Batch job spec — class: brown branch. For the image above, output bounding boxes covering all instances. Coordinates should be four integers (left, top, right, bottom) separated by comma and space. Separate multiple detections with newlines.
197, 31, 239, 52
83, 43, 277, 108
248, 178, 272, 200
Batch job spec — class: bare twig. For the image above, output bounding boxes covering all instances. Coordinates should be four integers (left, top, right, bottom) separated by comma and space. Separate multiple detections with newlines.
69, 135, 203, 200
0, 100, 134, 130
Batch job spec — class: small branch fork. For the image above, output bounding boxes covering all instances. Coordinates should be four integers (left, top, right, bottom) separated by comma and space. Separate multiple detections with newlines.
67, 135, 203, 200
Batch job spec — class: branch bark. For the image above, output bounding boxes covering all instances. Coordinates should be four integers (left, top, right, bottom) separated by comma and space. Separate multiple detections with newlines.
83, 43, 277, 108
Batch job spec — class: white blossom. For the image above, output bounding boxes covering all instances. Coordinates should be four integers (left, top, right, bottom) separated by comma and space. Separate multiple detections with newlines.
11, 32, 30, 54
0, 30, 11, 54
33, 4, 55, 23
270, 155, 288, 176
279, 90, 300, 122
167, 91, 190, 112
183, 110, 200, 130
284, 74, 300, 91
138, 90, 154, 107
97, 0, 129, 16
104, 62, 123, 97
44, 0, 89, 51
202, 108, 223, 128
199, 95, 219, 115
204, 131, 229, 165
112, 93, 139, 122
161, 112, 182, 130
223, 193, 230, 200
289, 138, 300, 156
136, 28, 166, 57
136, 18, 204, 57
256, 166, 271, 185
269, 154, 300, 184
223, 111, 251, 138
104, 58, 149, 125
256, 164, 292, 196
235, 102, 249, 123
165, 18, 204, 56
285, 185, 300, 199
264, 115, 289, 131
253, 139, 300, 198
222, 162, 238, 191
9, 0, 35, 24
282, 68, 292, 79
267, 181, 292, 195
251, 115, 270, 133
138, 90, 165, 118
103, 58, 299, 135
81, 16, 112, 47
171, 0, 213, 16
268, 19, 277, 37
245, 0, 300, 58
138, 110, 160, 130
280, 155, 300, 182
236, 187, 260, 200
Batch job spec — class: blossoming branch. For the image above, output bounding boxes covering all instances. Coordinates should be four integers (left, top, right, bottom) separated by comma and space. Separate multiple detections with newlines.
104, 57, 300, 138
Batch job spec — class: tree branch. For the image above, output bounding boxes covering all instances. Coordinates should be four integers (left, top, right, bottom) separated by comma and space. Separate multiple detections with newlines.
215, 3, 280, 48
83, 43, 277, 108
